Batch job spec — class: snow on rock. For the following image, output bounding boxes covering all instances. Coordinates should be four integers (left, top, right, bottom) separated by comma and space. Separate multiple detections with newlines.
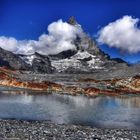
19, 55, 36, 65
51, 50, 104, 72
19, 50, 104, 72
72, 51, 96, 59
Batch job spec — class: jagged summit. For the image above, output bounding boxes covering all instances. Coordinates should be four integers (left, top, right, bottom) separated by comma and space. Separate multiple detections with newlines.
68, 16, 78, 25
0, 17, 129, 74
47, 17, 128, 73
67, 16, 104, 57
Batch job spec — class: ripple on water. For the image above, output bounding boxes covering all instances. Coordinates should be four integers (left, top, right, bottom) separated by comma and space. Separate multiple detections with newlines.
0, 91, 139, 130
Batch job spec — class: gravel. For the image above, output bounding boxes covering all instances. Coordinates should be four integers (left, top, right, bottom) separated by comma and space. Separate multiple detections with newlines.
0, 120, 139, 140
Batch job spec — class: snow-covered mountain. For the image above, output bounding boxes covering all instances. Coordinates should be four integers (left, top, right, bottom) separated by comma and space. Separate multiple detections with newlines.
0, 17, 128, 73
51, 50, 104, 73
19, 52, 53, 73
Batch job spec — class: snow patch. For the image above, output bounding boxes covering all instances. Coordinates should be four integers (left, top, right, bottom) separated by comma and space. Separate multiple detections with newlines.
51, 50, 104, 72
72, 51, 96, 59
20, 55, 36, 65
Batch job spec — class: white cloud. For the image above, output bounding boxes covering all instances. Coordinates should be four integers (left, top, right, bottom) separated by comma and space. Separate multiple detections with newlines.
36, 19, 83, 55
98, 15, 140, 54
0, 19, 83, 55
0, 37, 18, 52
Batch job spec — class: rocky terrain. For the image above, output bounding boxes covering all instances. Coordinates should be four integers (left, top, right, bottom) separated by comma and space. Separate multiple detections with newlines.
0, 67, 140, 97
0, 17, 139, 97
0, 120, 139, 140
0, 17, 129, 74
0, 17, 139, 140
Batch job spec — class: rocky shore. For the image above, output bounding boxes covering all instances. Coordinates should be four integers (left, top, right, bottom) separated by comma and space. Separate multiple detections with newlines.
0, 120, 139, 140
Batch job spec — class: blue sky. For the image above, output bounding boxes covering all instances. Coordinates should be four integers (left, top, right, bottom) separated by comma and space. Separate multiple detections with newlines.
0, 0, 140, 63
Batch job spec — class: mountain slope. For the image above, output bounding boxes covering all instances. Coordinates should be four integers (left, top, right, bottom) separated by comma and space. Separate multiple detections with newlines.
19, 52, 53, 73
49, 17, 128, 73
51, 50, 104, 73
0, 47, 53, 73
0, 47, 31, 70
0, 17, 128, 74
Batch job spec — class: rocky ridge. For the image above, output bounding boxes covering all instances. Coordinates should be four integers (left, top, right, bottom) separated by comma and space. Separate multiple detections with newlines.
0, 17, 129, 74
0, 67, 140, 97
0, 17, 139, 96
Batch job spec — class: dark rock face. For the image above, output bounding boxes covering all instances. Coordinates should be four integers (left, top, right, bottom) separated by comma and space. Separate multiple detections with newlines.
111, 58, 127, 63
31, 53, 53, 73
68, 17, 114, 61
68, 16, 78, 25
0, 17, 131, 74
68, 17, 103, 57
0, 59, 10, 67
0, 47, 31, 70
49, 50, 77, 60
0, 48, 53, 73
19, 52, 53, 73
50, 17, 128, 73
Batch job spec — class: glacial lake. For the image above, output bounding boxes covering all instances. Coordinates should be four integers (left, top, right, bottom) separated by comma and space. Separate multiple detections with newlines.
0, 90, 140, 130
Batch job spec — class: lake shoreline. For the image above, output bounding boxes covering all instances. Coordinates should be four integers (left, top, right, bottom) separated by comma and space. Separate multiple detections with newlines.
1, 68, 140, 98
0, 119, 139, 140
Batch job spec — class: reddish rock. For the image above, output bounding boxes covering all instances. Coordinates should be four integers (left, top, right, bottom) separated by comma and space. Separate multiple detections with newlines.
0, 67, 140, 97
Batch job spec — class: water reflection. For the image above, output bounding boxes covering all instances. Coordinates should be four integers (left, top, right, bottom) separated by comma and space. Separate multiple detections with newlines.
0, 91, 139, 130
116, 96, 140, 108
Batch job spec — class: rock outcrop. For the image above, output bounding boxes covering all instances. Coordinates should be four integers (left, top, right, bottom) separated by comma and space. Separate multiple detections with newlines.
0, 17, 128, 74
19, 52, 53, 73
0, 67, 140, 97
50, 17, 128, 73
5, 17, 117, 74
0, 47, 53, 73
0, 47, 31, 70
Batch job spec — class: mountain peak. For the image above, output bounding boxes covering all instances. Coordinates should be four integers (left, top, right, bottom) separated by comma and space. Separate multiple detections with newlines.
68, 16, 78, 25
